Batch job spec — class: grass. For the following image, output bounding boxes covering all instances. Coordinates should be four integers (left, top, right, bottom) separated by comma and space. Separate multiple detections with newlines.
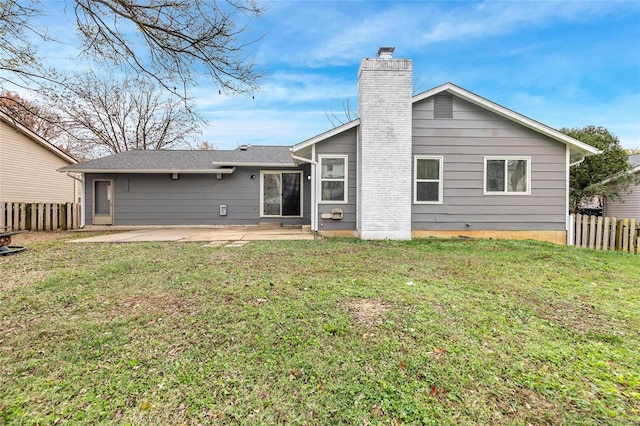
1, 234, 639, 425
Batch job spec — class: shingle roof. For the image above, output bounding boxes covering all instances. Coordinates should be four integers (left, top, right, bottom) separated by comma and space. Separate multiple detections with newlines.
59, 146, 294, 173
629, 154, 640, 168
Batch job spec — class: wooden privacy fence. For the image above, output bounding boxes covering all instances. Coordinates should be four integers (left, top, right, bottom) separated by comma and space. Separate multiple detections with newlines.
0, 202, 81, 231
569, 214, 639, 255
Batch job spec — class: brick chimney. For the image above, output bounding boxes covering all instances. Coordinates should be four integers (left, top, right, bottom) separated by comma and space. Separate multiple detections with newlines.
356, 47, 413, 240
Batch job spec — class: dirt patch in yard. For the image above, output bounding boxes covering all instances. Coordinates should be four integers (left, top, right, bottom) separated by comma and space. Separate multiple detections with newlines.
344, 298, 389, 329
9, 231, 72, 244
535, 300, 626, 338
107, 292, 200, 321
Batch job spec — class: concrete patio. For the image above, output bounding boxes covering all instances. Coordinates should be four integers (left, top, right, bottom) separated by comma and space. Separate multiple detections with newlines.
69, 225, 315, 243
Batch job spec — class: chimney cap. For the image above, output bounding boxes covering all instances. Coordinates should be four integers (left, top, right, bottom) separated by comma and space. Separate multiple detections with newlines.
377, 47, 395, 59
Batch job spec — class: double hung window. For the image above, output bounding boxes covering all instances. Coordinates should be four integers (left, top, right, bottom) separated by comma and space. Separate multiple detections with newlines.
484, 157, 530, 194
319, 156, 348, 203
414, 156, 443, 203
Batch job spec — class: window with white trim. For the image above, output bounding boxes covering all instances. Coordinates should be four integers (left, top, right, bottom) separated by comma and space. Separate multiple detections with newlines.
319, 155, 347, 203
484, 156, 530, 194
414, 156, 443, 203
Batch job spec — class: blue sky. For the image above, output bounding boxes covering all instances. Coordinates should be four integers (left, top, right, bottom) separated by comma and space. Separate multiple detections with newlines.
24, 1, 640, 150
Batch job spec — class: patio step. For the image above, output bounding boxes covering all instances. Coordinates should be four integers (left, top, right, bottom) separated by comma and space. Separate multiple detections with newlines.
258, 222, 282, 229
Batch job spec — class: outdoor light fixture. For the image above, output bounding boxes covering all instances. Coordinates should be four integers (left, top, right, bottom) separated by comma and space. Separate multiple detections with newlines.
250, 174, 256, 179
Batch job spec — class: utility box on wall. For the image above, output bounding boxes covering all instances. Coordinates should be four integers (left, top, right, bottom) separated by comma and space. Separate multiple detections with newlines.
219, 205, 227, 216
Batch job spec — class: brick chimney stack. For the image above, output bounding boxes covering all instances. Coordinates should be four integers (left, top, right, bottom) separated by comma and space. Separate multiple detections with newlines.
356, 47, 413, 239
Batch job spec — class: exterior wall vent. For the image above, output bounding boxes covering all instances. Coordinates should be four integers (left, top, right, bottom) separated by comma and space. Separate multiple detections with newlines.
434, 93, 453, 119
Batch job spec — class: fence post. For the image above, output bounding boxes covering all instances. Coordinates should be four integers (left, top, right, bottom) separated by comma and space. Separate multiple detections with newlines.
629, 219, 636, 254
588, 215, 596, 249
44, 203, 49, 231
0, 202, 5, 230
66, 203, 72, 230
12, 203, 20, 230
610, 218, 617, 251
616, 219, 626, 252
30, 203, 37, 231
594, 216, 603, 250
575, 214, 582, 247
602, 217, 611, 251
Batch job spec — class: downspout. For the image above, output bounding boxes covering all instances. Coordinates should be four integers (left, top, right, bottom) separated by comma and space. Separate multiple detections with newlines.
566, 152, 587, 245
290, 150, 318, 232
66, 172, 85, 228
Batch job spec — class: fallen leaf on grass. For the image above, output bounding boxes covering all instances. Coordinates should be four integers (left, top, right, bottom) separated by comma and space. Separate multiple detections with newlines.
140, 400, 152, 411
430, 385, 437, 396
371, 402, 383, 417
398, 361, 406, 372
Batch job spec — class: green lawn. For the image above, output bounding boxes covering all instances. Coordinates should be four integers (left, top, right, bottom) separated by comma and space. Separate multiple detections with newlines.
1, 235, 639, 425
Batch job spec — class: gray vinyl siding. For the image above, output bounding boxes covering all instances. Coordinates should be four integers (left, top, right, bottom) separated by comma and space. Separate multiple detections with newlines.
315, 127, 358, 231
412, 95, 567, 231
85, 165, 311, 226
604, 177, 640, 220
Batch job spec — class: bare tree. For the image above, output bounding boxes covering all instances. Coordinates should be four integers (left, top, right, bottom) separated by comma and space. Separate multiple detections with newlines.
48, 73, 200, 156
0, 92, 64, 142
0, 0, 263, 99
0, 1, 50, 90
325, 73, 433, 128
324, 97, 358, 128
195, 140, 216, 150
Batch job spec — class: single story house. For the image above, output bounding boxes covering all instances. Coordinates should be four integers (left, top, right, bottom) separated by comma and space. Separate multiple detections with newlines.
603, 154, 640, 220
0, 111, 78, 203
60, 47, 600, 243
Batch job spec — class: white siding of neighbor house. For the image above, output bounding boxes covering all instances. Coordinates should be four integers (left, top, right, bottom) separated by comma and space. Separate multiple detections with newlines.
0, 119, 76, 203
604, 177, 640, 220
412, 95, 568, 231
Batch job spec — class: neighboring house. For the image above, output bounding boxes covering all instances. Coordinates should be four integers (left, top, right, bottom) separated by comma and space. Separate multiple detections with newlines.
60, 47, 600, 243
603, 154, 640, 220
0, 111, 78, 203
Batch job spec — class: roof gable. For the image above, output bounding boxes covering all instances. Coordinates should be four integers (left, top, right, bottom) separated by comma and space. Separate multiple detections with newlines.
628, 154, 640, 175
0, 111, 77, 164
292, 83, 601, 157
292, 119, 360, 153
413, 83, 600, 157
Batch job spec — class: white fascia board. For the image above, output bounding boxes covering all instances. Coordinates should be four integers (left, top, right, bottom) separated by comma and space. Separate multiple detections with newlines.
0, 111, 78, 164
57, 167, 237, 174
413, 83, 601, 156
211, 162, 295, 167
292, 119, 360, 153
